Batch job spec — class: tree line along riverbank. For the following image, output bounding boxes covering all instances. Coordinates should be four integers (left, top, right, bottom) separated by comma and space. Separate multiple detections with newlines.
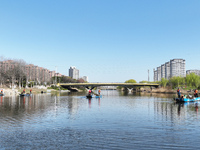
0, 86, 195, 97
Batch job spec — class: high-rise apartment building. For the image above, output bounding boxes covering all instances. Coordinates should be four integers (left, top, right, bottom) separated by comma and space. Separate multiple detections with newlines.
69, 66, 79, 80
161, 64, 165, 79
186, 70, 200, 76
153, 59, 186, 81
82, 76, 88, 82
157, 66, 161, 81
170, 59, 185, 78
165, 62, 170, 80
0, 60, 58, 84
154, 69, 157, 82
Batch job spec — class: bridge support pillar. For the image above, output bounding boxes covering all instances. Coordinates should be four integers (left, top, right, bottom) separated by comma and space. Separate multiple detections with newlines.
127, 88, 133, 93
85, 86, 96, 91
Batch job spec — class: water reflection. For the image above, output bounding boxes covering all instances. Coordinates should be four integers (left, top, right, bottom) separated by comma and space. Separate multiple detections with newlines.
88, 98, 92, 108
0, 91, 198, 120
1, 91, 200, 149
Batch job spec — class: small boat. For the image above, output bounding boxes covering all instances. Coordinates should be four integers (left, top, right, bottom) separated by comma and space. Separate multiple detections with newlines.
19, 93, 32, 97
86, 94, 93, 98
95, 95, 102, 98
0, 93, 4, 96
175, 96, 200, 102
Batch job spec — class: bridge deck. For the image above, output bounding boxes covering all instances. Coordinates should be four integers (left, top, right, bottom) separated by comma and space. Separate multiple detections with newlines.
58, 83, 159, 87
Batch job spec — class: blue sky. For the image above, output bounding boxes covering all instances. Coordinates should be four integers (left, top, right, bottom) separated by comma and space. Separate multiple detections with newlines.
0, 0, 200, 82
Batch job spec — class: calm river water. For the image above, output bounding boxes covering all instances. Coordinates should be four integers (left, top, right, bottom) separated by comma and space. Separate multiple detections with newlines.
0, 90, 200, 149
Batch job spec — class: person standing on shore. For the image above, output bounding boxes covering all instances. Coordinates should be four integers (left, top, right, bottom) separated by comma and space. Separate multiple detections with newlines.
177, 88, 181, 98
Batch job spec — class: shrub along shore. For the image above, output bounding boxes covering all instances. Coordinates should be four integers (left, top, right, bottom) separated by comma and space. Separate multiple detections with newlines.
0, 87, 49, 96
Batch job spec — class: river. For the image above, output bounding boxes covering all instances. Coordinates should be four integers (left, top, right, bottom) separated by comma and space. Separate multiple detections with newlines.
0, 90, 200, 149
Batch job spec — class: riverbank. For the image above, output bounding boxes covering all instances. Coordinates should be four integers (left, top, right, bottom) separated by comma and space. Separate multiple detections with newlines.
0, 86, 194, 96
141, 87, 193, 95
0, 87, 53, 96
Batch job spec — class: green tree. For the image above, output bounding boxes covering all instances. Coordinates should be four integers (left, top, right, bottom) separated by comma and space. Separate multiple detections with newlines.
125, 79, 137, 83
139, 80, 149, 83
186, 73, 200, 88
160, 78, 168, 88
169, 76, 185, 88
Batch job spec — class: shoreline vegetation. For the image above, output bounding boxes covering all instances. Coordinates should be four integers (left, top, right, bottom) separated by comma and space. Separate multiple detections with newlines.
0, 74, 198, 96
0, 86, 193, 96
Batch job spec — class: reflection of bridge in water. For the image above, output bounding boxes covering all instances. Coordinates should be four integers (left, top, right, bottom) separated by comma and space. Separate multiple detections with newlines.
58, 83, 159, 92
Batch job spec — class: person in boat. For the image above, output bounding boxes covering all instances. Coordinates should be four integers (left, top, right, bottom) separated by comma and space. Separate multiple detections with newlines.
30, 89, 32, 94
98, 89, 101, 95
88, 90, 92, 95
194, 89, 198, 97
177, 88, 181, 98
1, 89, 3, 93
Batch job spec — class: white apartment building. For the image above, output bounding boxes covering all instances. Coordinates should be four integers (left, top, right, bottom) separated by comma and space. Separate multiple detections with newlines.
161, 64, 165, 79
157, 66, 161, 81
170, 59, 186, 78
153, 59, 186, 81
69, 66, 79, 80
165, 62, 170, 80
154, 69, 157, 82
186, 70, 200, 76
82, 76, 88, 82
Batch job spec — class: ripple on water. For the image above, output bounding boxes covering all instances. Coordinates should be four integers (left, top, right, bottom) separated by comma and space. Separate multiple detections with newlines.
1, 92, 200, 149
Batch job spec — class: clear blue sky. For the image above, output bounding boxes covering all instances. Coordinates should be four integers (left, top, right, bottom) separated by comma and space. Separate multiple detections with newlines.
0, 0, 200, 82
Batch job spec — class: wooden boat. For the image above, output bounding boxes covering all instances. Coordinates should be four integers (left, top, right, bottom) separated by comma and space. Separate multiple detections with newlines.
175, 96, 200, 102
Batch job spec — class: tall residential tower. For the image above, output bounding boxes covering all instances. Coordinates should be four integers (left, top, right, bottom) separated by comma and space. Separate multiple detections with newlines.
170, 59, 186, 78
69, 66, 79, 80
153, 59, 186, 81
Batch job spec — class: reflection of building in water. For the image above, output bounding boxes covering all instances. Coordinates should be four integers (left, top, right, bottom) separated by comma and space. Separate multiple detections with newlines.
66, 98, 79, 117
154, 100, 189, 123
0, 94, 82, 123
0, 94, 53, 119
100, 86, 117, 90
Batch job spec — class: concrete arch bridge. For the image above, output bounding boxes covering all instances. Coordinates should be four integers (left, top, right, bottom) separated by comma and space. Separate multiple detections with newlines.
57, 83, 159, 92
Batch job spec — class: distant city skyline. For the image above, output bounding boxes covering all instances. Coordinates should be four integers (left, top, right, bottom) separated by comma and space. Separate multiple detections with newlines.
1, 0, 200, 82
